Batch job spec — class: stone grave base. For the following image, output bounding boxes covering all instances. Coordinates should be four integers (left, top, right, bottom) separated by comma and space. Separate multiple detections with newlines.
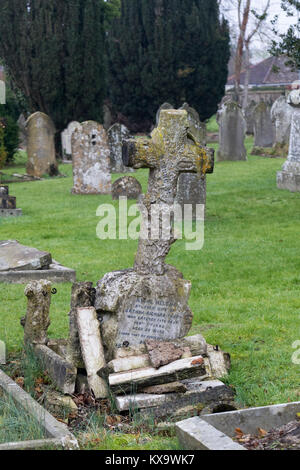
0, 208, 22, 217
277, 170, 300, 192
176, 401, 300, 450
0, 260, 76, 284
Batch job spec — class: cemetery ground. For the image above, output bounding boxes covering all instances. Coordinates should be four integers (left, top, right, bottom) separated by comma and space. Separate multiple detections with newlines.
0, 132, 299, 450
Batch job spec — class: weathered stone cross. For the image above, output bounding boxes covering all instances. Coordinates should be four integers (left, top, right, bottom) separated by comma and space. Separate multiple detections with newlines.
123, 109, 214, 276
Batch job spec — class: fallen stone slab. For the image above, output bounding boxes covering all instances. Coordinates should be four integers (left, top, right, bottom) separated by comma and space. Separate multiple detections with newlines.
142, 382, 187, 395
0, 260, 76, 284
108, 354, 150, 373
77, 307, 108, 399
0, 368, 78, 450
115, 379, 234, 419
0, 240, 52, 272
35, 344, 77, 395
0, 208, 22, 217
109, 356, 206, 395
176, 401, 300, 450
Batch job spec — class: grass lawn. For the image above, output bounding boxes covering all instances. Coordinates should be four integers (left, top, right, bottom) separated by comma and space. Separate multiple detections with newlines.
0, 133, 299, 449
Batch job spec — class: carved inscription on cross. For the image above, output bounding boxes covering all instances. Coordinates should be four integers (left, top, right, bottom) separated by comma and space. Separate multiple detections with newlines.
123, 109, 214, 276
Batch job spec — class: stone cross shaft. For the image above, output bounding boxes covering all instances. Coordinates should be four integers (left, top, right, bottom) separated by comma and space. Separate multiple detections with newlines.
123, 109, 214, 275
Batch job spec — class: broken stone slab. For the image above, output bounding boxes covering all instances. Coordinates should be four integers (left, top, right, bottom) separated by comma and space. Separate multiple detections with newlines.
108, 355, 206, 395
113, 334, 207, 361
205, 345, 231, 379
24, 280, 52, 346
176, 417, 245, 451
0, 340, 5, 365
145, 339, 186, 369
75, 374, 89, 395
66, 282, 95, 368
142, 382, 187, 395
0, 240, 52, 272
0, 259, 76, 284
176, 401, 300, 450
47, 339, 68, 358
115, 379, 234, 415
0, 208, 22, 217
108, 354, 150, 373
35, 344, 77, 395
112, 177, 142, 200
77, 307, 108, 399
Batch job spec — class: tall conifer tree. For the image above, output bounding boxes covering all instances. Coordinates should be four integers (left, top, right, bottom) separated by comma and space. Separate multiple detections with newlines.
107, 0, 230, 128
0, 0, 107, 132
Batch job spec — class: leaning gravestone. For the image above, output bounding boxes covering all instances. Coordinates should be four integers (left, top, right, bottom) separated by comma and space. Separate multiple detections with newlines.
253, 101, 275, 148
271, 95, 293, 152
26, 112, 58, 177
277, 89, 300, 192
176, 103, 209, 220
107, 123, 134, 173
0, 185, 22, 217
217, 101, 247, 161
0, 240, 76, 283
72, 121, 111, 194
95, 109, 214, 361
61, 121, 81, 160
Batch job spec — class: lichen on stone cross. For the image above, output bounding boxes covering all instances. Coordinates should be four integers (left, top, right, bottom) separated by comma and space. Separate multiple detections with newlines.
123, 109, 214, 275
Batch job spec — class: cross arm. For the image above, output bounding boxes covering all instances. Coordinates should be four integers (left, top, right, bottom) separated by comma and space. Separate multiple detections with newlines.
122, 137, 159, 169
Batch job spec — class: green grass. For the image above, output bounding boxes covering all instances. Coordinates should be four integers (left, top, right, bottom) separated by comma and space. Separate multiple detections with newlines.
0, 392, 46, 444
0, 141, 299, 417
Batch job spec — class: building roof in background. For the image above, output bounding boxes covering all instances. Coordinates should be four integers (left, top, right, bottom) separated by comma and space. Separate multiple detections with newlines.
227, 56, 299, 87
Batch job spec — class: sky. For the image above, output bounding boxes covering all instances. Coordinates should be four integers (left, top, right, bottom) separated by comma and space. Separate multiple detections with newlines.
221, 0, 299, 61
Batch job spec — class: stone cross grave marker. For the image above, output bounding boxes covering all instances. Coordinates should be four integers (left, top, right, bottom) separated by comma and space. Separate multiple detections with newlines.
95, 109, 214, 359
72, 121, 111, 194
277, 89, 300, 192
123, 109, 214, 276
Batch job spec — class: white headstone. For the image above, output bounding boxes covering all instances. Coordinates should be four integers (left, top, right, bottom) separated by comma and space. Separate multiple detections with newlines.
61, 121, 81, 159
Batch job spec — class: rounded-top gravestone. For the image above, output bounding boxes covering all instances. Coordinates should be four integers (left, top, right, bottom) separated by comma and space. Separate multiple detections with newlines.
61, 121, 81, 160
26, 112, 58, 177
253, 101, 274, 148
271, 95, 293, 150
217, 101, 247, 162
112, 176, 142, 200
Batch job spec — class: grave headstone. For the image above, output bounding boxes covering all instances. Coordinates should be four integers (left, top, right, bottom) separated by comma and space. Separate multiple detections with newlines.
107, 123, 134, 173
17, 114, 27, 150
217, 101, 247, 161
26, 112, 58, 177
277, 89, 300, 192
61, 121, 81, 160
253, 101, 275, 148
0, 186, 22, 217
271, 95, 293, 151
112, 176, 142, 200
95, 109, 214, 361
244, 100, 256, 135
156, 102, 173, 127
176, 104, 209, 220
72, 121, 112, 194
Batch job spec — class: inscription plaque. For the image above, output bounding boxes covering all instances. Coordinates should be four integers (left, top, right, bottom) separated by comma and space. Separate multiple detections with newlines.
117, 297, 185, 348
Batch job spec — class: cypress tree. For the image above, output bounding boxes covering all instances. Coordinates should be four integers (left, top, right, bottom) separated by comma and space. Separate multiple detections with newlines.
0, 0, 107, 134
107, 0, 230, 128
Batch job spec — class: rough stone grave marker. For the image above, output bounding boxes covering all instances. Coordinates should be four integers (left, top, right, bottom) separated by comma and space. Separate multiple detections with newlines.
71, 121, 111, 194
26, 112, 58, 177
108, 123, 134, 173
0, 185, 22, 217
217, 101, 247, 161
277, 89, 300, 192
95, 109, 214, 361
253, 101, 274, 148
